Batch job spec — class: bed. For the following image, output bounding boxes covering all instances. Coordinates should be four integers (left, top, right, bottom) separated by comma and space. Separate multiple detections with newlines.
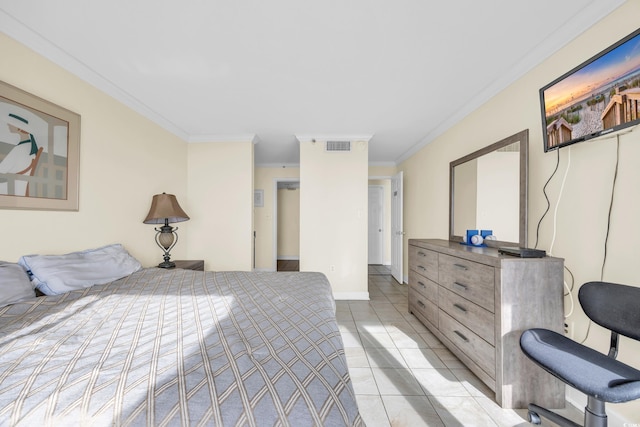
0, 255, 363, 426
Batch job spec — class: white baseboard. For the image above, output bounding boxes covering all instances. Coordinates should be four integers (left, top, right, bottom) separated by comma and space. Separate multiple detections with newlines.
277, 256, 299, 261
334, 292, 369, 301
253, 268, 275, 272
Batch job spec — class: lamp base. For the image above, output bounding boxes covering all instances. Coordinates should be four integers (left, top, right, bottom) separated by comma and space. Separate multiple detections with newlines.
157, 260, 176, 269
154, 223, 177, 269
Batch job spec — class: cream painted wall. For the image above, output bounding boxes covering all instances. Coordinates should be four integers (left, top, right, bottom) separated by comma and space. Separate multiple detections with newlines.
300, 140, 368, 299
277, 188, 300, 258
186, 141, 254, 271
368, 165, 397, 177
0, 33, 188, 266
254, 165, 395, 271
253, 167, 300, 270
399, 2, 640, 421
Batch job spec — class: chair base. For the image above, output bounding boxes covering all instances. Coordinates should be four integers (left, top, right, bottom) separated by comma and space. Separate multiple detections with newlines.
527, 396, 607, 427
528, 404, 581, 427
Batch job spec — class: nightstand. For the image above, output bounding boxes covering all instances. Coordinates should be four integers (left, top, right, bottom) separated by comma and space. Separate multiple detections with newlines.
172, 260, 205, 271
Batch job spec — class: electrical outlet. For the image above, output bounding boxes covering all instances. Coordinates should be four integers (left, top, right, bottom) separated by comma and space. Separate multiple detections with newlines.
565, 321, 575, 339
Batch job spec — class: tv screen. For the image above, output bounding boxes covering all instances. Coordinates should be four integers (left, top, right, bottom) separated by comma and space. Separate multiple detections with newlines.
541, 27, 640, 152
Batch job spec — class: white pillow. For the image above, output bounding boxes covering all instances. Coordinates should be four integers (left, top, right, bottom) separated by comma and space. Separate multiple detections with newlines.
18, 244, 142, 295
0, 261, 36, 307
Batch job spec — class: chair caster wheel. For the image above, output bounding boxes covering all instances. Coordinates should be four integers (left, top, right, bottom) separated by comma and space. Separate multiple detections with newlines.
527, 410, 541, 425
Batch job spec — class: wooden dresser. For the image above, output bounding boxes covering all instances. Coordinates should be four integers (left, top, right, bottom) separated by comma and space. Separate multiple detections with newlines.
408, 239, 565, 409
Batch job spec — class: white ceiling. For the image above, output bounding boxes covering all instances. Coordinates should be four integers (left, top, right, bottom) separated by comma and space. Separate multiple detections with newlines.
0, 1, 625, 166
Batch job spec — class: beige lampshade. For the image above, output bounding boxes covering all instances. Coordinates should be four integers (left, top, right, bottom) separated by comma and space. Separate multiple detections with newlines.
143, 193, 190, 224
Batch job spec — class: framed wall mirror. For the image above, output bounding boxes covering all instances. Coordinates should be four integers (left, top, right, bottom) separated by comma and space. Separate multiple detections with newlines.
449, 129, 528, 248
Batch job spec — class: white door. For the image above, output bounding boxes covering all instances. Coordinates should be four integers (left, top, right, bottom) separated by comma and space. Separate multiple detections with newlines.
368, 185, 384, 264
391, 171, 404, 283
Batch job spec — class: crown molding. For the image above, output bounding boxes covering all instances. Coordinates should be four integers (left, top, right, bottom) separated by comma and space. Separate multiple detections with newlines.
187, 134, 258, 144
0, 9, 190, 142
394, 0, 626, 165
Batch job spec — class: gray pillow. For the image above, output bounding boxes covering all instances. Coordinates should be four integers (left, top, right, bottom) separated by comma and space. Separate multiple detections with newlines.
0, 261, 36, 307
18, 244, 142, 296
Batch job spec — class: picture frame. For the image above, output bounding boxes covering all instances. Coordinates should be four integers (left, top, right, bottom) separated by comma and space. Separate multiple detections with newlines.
254, 189, 264, 207
0, 81, 80, 211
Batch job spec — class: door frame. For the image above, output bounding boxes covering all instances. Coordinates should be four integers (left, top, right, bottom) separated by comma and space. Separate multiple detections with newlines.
390, 171, 404, 284
272, 177, 300, 271
369, 174, 403, 283
368, 185, 385, 265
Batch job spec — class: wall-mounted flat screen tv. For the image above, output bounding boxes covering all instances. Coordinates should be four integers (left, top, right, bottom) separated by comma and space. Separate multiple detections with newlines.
541, 27, 640, 152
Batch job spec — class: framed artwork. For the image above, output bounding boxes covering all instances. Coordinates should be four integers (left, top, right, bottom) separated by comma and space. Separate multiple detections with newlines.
254, 189, 264, 207
0, 81, 80, 211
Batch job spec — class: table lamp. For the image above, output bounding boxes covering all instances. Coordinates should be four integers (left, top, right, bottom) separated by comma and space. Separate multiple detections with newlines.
143, 193, 190, 268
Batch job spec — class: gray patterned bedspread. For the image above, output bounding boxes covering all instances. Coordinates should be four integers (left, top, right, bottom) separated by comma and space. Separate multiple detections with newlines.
0, 269, 363, 426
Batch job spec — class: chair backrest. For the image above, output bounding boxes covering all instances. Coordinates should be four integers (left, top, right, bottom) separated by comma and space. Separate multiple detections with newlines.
579, 281, 640, 341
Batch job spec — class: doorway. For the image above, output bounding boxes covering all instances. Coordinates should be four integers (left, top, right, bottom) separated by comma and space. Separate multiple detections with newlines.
368, 185, 384, 265
277, 259, 300, 271
273, 178, 300, 271
368, 172, 404, 284
367, 179, 391, 272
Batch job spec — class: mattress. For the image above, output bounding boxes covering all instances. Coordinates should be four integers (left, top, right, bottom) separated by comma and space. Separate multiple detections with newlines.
0, 268, 363, 426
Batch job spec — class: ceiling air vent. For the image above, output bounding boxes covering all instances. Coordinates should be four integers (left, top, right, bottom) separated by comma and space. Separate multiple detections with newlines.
326, 140, 351, 152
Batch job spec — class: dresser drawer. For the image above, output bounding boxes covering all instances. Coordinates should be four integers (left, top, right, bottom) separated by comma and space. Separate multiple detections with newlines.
438, 253, 495, 312
409, 272, 438, 304
439, 287, 495, 345
408, 246, 438, 282
409, 287, 438, 327
439, 311, 495, 378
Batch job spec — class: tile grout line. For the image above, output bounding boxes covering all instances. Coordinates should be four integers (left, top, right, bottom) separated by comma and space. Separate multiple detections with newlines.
349, 271, 514, 426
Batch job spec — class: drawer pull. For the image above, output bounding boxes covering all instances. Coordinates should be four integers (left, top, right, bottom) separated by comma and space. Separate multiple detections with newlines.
453, 303, 467, 313
453, 282, 468, 291
453, 330, 469, 342
418, 281, 427, 289
418, 265, 427, 271
417, 300, 426, 308
453, 263, 468, 270
417, 251, 427, 257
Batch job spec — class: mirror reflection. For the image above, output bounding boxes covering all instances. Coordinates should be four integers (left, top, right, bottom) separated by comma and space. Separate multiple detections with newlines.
453, 142, 520, 241
449, 130, 528, 247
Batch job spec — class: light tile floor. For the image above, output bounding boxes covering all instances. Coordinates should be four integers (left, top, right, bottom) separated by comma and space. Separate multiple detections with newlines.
337, 266, 583, 427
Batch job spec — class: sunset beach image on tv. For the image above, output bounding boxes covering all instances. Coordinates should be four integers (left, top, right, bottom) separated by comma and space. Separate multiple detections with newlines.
541, 28, 640, 152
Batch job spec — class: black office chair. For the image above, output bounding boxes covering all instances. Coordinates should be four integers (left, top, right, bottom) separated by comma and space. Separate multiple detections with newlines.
520, 281, 640, 427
